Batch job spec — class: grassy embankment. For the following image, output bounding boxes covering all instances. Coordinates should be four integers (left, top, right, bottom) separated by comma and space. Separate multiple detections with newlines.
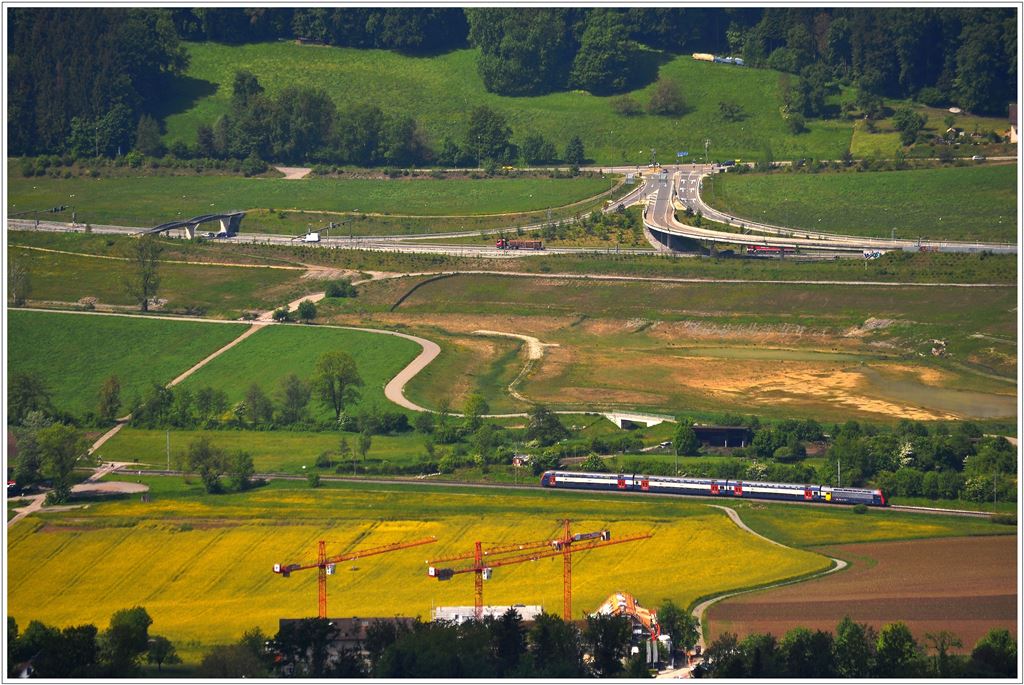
12, 471, 1005, 666
7, 170, 616, 235
162, 42, 854, 165
705, 164, 1018, 243
7, 311, 247, 416
7, 244, 310, 318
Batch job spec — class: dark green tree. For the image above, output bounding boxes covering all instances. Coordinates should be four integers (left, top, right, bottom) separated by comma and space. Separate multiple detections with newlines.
563, 135, 585, 165
466, 105, 514, 165
244, 384, 274, 426
875, 621, 924, 676
97, 375, 122, 423
779, 627, 837, 677
521, 133, 556, 164
134, 115, 164, 156
891, 105, 927, 145
100, 607, 152, 675
8, 253, 32, 307
968, 628, 1017, 677
313, 350, 363, 421
527, 612, 585, 677
656, 600, 699, 656
185, 436, 228, 493
297, 299, 317, 323
8, 372, 53, 425
227, 450, 255, 491
673, 423, 700, 456
38, 423, 88, 504
570, 11, 635, 95
146, 635, 181, 673
466, 9, 575, 96
487, 607, 527, 675
525, 405, 569, 446
122, 235, 162, 312
278, 374, 311, 425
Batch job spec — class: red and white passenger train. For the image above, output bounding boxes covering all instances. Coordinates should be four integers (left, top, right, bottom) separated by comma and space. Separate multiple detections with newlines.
540, 471, 887, 506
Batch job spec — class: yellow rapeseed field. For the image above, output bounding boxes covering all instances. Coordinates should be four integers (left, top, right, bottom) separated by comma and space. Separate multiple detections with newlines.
8, 484, 829, 659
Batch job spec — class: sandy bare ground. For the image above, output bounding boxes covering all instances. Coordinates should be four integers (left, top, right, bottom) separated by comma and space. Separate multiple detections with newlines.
274, 166, 312, 179
472, 330, 558, 360
71, 481, 149, 495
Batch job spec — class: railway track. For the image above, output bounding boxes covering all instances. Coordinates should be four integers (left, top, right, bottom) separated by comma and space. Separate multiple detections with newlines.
98, 468, 999, 518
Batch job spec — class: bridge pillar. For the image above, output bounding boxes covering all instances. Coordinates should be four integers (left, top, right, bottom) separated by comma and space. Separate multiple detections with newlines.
185, 223, 200, 240
219, 218, 229, 234
227, 213, 244, 233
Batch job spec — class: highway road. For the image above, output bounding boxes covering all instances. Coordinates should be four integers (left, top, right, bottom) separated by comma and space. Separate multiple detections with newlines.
7, 218, 656, 258
645, 164, 1018, 254
9, 161, 1016, 257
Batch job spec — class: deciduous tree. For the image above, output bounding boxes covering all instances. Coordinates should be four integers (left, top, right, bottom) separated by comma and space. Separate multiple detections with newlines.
123, 236, 162, 312
313, 350, 363, 421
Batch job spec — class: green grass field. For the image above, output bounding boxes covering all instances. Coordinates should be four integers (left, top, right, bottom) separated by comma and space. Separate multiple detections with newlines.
705, 164, 1017, 243
8, 245, 308, 317
176, 324, 421, 417
97, 428, 430, 473
7, 172, 615, 232
731, 499, 1011, 547
7, 311, 247, 416
161, 42, 854, 165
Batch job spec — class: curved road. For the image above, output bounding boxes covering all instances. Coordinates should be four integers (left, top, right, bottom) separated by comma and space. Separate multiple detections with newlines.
645, 164, 1017, 255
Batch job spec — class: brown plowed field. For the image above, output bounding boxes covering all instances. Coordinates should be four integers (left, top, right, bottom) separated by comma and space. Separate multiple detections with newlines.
708, 535, 1017, 652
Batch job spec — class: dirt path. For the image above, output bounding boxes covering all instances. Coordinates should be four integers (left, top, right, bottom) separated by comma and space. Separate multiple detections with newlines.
274, 166, 312, 179
472, 330, 558, 403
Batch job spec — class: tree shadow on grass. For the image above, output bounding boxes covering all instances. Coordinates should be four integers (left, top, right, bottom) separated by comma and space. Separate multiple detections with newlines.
149, 74, 219, 126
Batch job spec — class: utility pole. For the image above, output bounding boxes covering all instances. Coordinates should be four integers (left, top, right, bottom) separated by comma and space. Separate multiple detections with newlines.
838, 458, 841, 488
166, 430, 170, 471
704, 139, 711, 169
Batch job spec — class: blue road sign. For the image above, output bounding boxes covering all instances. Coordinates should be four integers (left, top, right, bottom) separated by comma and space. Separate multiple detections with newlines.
677, 151, 688, 157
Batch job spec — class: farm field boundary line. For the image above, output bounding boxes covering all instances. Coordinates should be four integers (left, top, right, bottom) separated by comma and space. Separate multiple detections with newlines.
378, 268, 1014, 288
11, 245, 307, 270
688, 505, 848, 651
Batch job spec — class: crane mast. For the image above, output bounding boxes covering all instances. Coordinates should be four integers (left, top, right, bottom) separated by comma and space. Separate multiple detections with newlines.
274, 535, 436, 618
427, 521, 651, 621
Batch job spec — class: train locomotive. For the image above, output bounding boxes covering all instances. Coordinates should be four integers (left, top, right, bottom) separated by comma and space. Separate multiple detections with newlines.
539, 470, 886, 507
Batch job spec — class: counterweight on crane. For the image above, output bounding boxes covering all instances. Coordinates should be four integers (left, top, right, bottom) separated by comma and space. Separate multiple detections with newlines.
426, 521, 651, 621
274, 536, 436, 618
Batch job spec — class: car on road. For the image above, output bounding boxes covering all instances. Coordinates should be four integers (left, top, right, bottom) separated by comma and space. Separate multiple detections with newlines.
971, 155, 986, 161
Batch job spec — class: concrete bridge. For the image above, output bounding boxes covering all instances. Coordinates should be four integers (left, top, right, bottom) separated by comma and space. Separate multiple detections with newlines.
143, 211, 245, 239
601, 411, 675, 429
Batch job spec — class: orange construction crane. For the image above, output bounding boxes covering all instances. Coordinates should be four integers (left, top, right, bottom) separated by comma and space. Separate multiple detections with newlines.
427, 521, 651, 621
274, 536, 436, 618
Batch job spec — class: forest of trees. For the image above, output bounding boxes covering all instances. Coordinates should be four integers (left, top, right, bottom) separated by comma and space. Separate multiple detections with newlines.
8, 7, 1017, 158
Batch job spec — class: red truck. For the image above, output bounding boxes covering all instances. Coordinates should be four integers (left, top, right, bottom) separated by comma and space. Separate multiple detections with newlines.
496, 238, 543, 250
